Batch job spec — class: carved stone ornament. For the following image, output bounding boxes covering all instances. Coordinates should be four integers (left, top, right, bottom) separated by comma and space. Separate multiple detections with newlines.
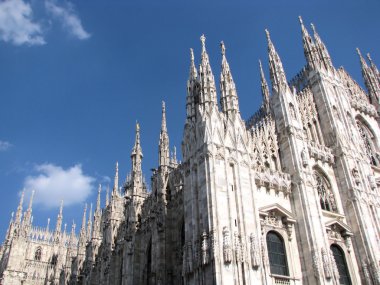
368, 175, 377, 190
222, 227, 232, 264
321, 247, 332, 279
249, 233, 260, 269
301, 147, 309, 167
352, 167, 361, 185
362, 262, 373, 285
370, 261, 380, 285
201, 231, 209, 266
312, 250, 321, 279
234, 232, 241, 262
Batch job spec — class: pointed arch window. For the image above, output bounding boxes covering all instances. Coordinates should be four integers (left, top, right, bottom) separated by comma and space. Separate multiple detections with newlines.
34, 247, 42, 261
330, 245, 352, 285
356, 119, 379, 166
313, 171, 337, 212
266, 231, 289, 276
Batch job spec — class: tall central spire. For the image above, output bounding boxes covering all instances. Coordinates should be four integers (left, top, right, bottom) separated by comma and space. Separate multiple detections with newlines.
198, 34, 217, 111
266, 29, 289, 93
220, 41, 240, 118
259, 60, 270, 114
159, 101, 170, 168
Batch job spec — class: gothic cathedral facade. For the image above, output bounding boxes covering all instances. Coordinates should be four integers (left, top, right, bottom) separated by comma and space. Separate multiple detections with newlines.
1, 17, 380, 285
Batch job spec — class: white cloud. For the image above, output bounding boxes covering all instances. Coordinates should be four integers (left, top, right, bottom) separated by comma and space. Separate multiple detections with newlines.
0, 140, 12, 151
0, 0, 45, 46
23, 163, 95, 209
45, 0, 90, 40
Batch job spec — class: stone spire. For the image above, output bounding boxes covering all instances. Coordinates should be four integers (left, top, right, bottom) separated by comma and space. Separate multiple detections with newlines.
86, 203, 92, 241
79, 204, 87, 248
259, 59, 270, 113
220, 41, 240, 118
357, 48, 380, 102
131, 122, 144, 193
189, 48, 198, 81
367, 53, 380, 81
159, 101, 170, 168
15, 191, 24, 225
299, 16, 319, 69
92, 185, 102, 240
112, 162, 119, 195
199, 34, 217, 111
22, 190, 34, 227
55, 200, 64, 234
311, 23, 333, 71
106, 186, 109, 206
186, 48, 199, 121
96, 184, 101, 214
266, 29, 289, 93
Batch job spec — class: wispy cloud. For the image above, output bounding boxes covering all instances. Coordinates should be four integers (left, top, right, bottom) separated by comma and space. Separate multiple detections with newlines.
45, 0, 90, 40
23, 163, 95, 209
0, 0, 45, 46
0, 141, 12, 151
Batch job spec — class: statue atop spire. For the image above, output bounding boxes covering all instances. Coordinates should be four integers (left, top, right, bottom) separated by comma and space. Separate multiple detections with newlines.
96, 184, 101, 213
259, 60, 270, 114
159, 101, 170, 168
266, 29, 289, 93
220, 41, 240, 118
22, 190, 34, 229
79, 204, 87, 248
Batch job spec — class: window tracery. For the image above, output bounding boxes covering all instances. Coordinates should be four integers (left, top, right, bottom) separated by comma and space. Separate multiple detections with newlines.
313, 171, 337, 212
356, 119, 379, 166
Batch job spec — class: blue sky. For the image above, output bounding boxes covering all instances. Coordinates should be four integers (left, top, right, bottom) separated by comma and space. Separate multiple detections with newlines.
0, 0, 379, 238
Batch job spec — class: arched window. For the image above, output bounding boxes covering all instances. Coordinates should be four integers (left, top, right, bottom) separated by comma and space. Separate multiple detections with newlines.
331, 245, 351, 285
356, 119, 379, 166
313, 171, 337, 212
34, 247, 42, 261
266, 231, 289, 276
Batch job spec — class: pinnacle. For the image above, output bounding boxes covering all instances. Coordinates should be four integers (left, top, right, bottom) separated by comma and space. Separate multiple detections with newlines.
200, 34, 206, 52
220, 41, 226, 56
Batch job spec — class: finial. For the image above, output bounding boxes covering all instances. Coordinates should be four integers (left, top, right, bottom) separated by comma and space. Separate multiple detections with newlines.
367, 53, 373, 62
64, 223, 67, 234
19, 190, 25, 206
220, 41, 226, 56
28, 190, 35, 209
298, 16, 303, 25
162, 101, 166, 112
11, 212, 14, 218
190, 48, 194, 62
46, 218, 50, 230
265, 29, 271, 41
356, 47, 363, 57
310, 23, 316, 34
200, 34, 206, 52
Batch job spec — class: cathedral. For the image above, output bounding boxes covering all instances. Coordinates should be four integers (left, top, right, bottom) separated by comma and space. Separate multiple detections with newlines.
1, 17, 380, 285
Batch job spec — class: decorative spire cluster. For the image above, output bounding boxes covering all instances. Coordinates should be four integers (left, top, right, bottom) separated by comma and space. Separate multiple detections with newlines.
220, 41, 239, 118
297, 17, 334, 71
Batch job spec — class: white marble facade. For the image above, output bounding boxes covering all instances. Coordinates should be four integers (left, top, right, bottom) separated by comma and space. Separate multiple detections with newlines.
1, 17, 380, 285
